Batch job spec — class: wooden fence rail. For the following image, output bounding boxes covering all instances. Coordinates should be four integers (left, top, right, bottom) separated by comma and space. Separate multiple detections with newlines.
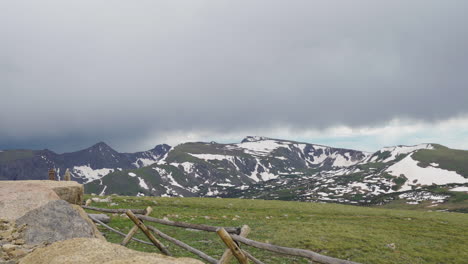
135, 214, 240, 234
146, 225, 219, 264
230, 234, 361, 264
126, 210, 172, 256
85, 205, 362, 264
122, 206, 153, 246
88, 215, 153, 246
83, 206, 146, 214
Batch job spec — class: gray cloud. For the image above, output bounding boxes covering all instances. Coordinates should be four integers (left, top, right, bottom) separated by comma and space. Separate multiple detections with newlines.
1, 0, 468, 152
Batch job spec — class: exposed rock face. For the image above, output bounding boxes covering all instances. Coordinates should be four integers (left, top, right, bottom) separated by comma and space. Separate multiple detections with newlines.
19, 238, 203, 264
0, 181, 60, 221
46, 181, 83, 205
0, 180, 103, 253
16, 200, 103, 245
0, 181, 84, 221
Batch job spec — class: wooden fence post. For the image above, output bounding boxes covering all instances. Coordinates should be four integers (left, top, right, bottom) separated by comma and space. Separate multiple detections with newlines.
217, 227, 249, 264
121, 206, 153, 246
219, 225, 251, 264
126, 210, 172, 256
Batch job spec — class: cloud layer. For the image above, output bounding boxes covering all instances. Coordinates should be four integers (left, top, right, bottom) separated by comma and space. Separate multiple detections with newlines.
1, 1, 468, 152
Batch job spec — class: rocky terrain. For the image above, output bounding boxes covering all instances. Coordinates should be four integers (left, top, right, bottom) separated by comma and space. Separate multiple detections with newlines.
0, 181, 200, 264
19, 238, 202, 264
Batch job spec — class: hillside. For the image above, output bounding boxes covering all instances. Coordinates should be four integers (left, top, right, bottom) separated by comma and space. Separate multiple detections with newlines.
86, 137, 468, 211
85, 195, 468, 264
1, 136, 467, 211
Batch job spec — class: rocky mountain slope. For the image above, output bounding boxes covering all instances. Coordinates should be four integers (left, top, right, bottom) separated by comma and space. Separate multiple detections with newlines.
0, 142, 170, 183
2, 136, 467, 209
83, 137, 468, 209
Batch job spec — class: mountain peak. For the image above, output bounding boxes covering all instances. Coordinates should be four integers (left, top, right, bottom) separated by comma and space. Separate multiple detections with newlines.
88, 141, 115, 152
151, 144, 171, 153
241, 136, 271, 143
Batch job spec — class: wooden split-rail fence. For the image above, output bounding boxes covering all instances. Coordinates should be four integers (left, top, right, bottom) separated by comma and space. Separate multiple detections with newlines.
83, 205, 360, 264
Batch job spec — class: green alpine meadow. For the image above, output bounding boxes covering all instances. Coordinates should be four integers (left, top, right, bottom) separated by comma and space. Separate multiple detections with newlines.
85, 195, 468, 264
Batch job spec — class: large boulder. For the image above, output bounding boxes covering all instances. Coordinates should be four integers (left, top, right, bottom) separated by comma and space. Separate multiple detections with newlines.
0, 180, 103, 248
45, 181, 83, 205
0, 181, 84, 221
19, 238, 204, 264
16, 200, 104, 245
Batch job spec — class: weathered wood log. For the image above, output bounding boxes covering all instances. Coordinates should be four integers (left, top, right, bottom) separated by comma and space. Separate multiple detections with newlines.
219, 225, 251, 264
82, 206, 146, 214
126, 210, 172, 256
88, 213, 110, 223
243, 250, 265, 264
88, 214, 153, 246
231, 234, 361, 264
146, 225, 218, 264
136, 214, 240, 234
121, 206, 153, 246
217, 228, 249, 264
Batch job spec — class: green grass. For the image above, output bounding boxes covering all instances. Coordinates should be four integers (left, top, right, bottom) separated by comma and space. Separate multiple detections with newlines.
84, 196, 468, 264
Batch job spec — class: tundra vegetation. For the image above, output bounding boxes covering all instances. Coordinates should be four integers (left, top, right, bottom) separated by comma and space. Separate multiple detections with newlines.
85, 195, 468, 264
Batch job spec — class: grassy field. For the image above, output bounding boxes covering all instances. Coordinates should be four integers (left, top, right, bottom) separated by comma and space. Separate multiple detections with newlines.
84, 195, 468, 264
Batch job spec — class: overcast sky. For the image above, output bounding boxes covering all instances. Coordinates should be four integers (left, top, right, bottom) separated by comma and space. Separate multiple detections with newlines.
1, 0, 468, 153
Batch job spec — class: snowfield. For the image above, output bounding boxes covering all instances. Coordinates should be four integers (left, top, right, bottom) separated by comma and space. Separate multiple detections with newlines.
450, 186, 468, 192
138, 177, 149, 190
235, 139, 289, 156
379, 144, 433, 162
133, 158, 157, 168
386, 154, 468, 191
73, 165, 114, 183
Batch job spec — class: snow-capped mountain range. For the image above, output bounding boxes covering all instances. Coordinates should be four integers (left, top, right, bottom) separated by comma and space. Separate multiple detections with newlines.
0, 142, 170, 183
1, 136, 467, 208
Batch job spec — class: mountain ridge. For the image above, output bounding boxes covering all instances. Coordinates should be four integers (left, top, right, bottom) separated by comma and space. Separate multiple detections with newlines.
1, 137, 467, 211
81, 137, 467, 212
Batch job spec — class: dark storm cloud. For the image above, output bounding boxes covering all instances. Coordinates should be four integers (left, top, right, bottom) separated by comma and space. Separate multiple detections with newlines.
1, 0, 468, 152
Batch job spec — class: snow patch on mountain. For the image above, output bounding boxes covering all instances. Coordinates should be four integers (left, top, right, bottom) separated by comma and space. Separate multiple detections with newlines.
450, 186, 468, 192
156, 148, 172, 164
235, 139, 289, 156
399, 191, 449, 204
217, 183, 235, 187
154, 167, 184, 189
189, 153, 231, 161
99, 185, 107, 196
309, 153, 328, 165
73, 165, 114, 183
133, 158, 156, 168
386, 154, 468, 190
188, 154, 240, 171
138, 177, 149, 190
332, 153, 360, 167
380, 144, 434, 162
172, 162, 195, 173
